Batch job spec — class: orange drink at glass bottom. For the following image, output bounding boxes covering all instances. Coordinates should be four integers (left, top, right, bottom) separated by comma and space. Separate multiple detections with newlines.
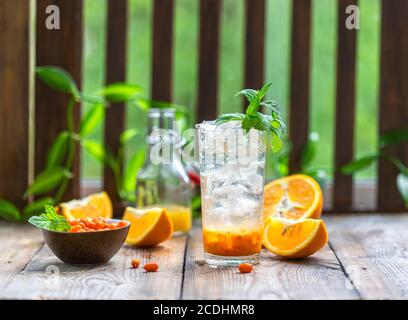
203, 226, 262, 257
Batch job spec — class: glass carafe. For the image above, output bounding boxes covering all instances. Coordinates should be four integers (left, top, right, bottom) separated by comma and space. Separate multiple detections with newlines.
135, 108, 192, 235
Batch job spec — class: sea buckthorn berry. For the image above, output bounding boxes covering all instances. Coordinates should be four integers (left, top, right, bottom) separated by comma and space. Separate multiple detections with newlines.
85, 222, 95, 229
95, 222, 104, 230
131, 259, 140, 269
144, 262, 158, 272
67, 218, 128, 232
70, 225, 82, 233
118, 221, 128, 228
238, 263, 253, 274
67, 219, 78, 226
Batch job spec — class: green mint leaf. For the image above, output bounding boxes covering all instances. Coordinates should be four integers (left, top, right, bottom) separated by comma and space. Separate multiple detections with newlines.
215, 113, 246, 124
270, 131, 283, 153
28, 205, 71, 232
234, 89, 258, 102
261, 100, 280, 114
0, 199, 20, 221
245, 82, 273, 115
257, 82, 273, 99
36, 66, 79, 97
217, 82, 286, 153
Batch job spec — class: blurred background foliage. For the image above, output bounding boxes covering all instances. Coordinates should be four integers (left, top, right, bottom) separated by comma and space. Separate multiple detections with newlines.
82, 0, 380, 183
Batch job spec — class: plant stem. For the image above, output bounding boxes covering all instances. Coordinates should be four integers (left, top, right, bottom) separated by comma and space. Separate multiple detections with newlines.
55, 97, 76, 203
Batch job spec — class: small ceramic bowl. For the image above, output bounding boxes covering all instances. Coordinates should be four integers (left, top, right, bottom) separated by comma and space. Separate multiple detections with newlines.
41, 219, 130, 264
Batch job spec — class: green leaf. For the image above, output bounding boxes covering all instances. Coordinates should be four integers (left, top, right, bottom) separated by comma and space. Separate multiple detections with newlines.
46, 131, 70, 169
245, 82, 273, 115
257, 82, 273, 99
23, 197, 55, 217
36, 66, 79, 96
120, 128, 139, 145
101, 83, 143, 103
340, 154, 378, 175
123, 149, 146, 192
83, 139, 118, 170
270, 131, 283, 153
215, 113, 246, 124
261, 100, 280, 113
379, 128, 408, 148
28, 205, 71, 232
234, 89, 258, 102
397, 174, 408, 208
301, 132, 320, 170
24, 167, 72, 198
79, 92, 105, 104
0, 200, 20, 221
79, 104, 105, 137
382, 153, 408, 176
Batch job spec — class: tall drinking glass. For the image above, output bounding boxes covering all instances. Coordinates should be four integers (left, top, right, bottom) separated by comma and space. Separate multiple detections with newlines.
196, 120, 266, 266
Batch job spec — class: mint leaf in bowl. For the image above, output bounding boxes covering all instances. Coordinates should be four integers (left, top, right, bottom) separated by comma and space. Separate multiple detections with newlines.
28, 205, 71, 232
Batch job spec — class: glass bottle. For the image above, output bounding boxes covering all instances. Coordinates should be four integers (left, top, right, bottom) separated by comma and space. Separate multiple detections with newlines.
135, 108, 192, 235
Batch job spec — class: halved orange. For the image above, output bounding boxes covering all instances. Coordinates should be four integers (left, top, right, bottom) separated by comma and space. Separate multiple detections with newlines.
263, 174, 323, 220
122, 207, 173, 247
59, 191, 113, 219
263, 217, 328, 259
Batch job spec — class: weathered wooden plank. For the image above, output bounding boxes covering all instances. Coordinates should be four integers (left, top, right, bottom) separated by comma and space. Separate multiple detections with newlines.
243, 0, 265, 108
152, 0, 174, 102
0, 223, 43, 296
327, 214, 408, 299
3, 235, 187, 299
378, 0, 408, 211
104, 0, 128, 214
197, 0, 221, 122
0, 0, 30, 207
182, 226, 358, 299
288, 0, 312, 172
333, 0, 357, 212
35, 0, 83, 200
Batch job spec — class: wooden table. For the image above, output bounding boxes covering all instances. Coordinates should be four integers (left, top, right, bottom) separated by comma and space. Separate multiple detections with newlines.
1, 214, 407, 300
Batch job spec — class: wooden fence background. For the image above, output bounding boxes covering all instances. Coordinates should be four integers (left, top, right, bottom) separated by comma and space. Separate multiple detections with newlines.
0, 0, 407, 213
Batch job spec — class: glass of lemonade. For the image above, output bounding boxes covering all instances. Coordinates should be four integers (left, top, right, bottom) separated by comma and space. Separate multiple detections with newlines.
196, 120, 266, 266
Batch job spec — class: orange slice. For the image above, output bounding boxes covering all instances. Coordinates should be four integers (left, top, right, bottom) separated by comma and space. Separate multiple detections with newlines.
263, 217, 328, 259
59, 191, 113, 219
263, 174, 323, 220
122, 207, 173, 247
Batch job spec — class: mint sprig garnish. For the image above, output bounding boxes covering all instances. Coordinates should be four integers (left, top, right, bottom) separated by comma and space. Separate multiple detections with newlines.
215, 82, 286, 152
28, 205, 71, 232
